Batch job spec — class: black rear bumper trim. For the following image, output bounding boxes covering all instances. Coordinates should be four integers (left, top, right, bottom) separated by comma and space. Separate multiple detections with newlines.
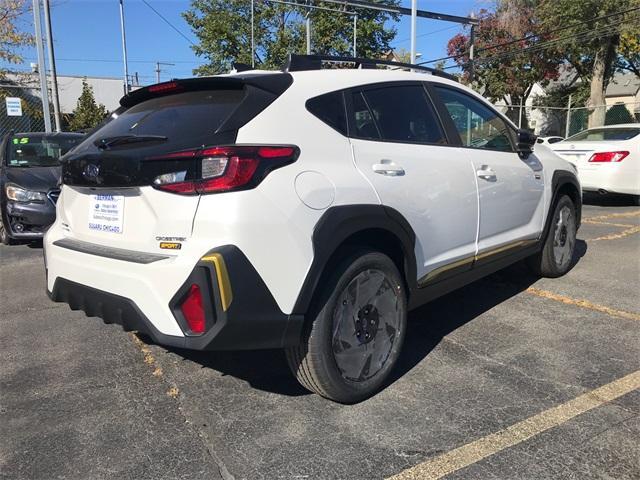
48, 245, 305, 350
53, 238, 170, 264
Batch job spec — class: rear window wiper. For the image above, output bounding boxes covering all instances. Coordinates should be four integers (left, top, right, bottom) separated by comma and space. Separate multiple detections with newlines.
95, 134, 168, 150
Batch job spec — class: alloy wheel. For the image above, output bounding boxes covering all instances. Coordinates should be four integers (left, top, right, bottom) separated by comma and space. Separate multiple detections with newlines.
331, 269, 402, 383
552, 205, 575, 269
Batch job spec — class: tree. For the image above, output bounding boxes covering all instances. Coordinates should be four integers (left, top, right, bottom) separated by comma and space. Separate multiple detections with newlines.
538, 0, 640, 127
183, 0, 399, 75
0, 0, 33, 80
68, 79, 108, 131
446, 1, 561, 128
605, 103, 634, 125
617, 29, 640, 78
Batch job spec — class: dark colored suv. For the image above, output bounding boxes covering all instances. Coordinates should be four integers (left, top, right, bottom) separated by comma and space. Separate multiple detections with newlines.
0, 132, 84, 244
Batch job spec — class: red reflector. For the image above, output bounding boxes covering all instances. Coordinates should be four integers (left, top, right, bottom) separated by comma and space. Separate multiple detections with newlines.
158, 181, 198, 194
180, 284, 206, 334
588, 151, 629, 163
257, 146, 295, 158
148, 81, 181, 94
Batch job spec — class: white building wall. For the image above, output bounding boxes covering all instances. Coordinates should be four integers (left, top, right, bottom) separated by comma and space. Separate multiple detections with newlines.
56, 75, 126, 113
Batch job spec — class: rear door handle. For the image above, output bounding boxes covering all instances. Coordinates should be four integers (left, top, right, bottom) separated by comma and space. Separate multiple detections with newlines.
476, 165, 497, 181
373, 160, 405, 176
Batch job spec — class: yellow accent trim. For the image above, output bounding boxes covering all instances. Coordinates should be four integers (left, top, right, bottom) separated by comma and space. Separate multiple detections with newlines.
419, 239, 538, 286
475, 239, 536, 261
419, 255, 474, 285
201, 253, 233, 311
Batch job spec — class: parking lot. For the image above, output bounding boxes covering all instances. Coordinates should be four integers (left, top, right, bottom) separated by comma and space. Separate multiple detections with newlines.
1, 196, 639, 480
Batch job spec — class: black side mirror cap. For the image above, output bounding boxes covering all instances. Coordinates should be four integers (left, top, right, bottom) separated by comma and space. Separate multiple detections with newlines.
516, 129, 537, 157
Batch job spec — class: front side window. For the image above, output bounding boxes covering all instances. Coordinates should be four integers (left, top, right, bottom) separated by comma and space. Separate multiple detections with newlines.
361, 85, 446, 144
6, 134, 83, 167
434, 86, 514, 152
351, 91, 380, 139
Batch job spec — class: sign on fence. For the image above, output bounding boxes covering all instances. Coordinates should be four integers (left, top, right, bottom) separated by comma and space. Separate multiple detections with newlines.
5, 97, 22, 116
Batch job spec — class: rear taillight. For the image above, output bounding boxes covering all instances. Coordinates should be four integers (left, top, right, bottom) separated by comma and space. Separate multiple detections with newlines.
180, 284, 206, 334
151, 145, 299, 195
588, 151, 629, 163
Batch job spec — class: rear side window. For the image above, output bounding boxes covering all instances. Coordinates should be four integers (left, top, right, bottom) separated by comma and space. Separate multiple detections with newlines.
306, 91, 347, 135
567, 128, 640, 141
361, 85, 446, 144
74, 90, 245, 154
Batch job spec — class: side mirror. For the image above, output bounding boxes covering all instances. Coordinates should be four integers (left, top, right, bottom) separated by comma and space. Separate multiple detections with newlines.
516, 129, 537, 157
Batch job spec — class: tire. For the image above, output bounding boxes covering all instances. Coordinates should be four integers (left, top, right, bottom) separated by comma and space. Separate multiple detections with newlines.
0, 216, 14, 246
528, 194, 577, 278
286, 250, 407, 403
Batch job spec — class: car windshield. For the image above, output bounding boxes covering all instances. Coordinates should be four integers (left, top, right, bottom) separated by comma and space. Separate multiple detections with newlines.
6, 135, 83, 167
567, 127, 640, 142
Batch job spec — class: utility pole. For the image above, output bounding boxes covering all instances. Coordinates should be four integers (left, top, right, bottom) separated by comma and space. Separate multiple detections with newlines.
155, 62, 175, 83
306, 14, 311, 55
250, 0, 255, 67
32, 0, 51, 133
42, 0, 61, 132
119, 0, 130, 94
410, 0, 417, 64
353, 15, 357, 57
468, 21, 475, 83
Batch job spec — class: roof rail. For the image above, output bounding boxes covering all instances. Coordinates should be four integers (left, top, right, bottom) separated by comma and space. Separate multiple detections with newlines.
283, 54, 458, 82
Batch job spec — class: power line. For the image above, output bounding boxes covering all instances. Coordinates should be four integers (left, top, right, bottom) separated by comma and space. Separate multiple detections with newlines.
418, 5, 640, 66
140, 0, 196, 46
391, 24, 459, 45
441, 16, 638, 71
474, 17, 638, 66
20, 56, 201, 65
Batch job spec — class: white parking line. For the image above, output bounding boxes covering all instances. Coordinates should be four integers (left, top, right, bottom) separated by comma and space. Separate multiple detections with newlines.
387, 370, 640, 480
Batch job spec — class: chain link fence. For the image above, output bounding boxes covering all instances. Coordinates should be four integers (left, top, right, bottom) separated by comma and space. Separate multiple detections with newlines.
0, 85, 54, 136
500, 101, 640, 138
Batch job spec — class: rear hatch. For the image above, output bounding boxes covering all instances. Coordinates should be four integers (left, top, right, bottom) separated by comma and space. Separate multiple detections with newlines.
58, 74, 292, 254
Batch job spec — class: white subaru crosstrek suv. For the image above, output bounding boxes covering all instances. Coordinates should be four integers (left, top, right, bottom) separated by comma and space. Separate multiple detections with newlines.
45, 55, 581, 403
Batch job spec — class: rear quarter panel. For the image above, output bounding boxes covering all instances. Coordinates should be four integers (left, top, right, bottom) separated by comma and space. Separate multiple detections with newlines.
194, 80, 380, 314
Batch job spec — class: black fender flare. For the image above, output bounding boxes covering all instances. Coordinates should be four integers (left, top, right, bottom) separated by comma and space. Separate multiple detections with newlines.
543, 170, 582, 241
292, 205, 417, 315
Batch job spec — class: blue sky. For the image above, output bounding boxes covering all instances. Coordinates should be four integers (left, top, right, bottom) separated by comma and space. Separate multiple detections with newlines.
5, 0, 480, 84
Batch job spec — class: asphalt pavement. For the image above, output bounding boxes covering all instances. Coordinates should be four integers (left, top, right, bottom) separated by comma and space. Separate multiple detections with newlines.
1, 195, 639, 480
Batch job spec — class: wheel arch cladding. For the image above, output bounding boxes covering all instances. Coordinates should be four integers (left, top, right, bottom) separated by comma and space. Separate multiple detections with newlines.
552, 170, 582, 229
292, 205, 417, 315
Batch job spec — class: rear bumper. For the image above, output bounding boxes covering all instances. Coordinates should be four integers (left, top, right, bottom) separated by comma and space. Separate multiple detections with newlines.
45, 242, 304, 350
578, 165, 640, 196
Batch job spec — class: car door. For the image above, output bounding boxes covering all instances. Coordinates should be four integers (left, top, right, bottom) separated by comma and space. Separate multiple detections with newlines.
430, 84, 545, 259
348, 82, 479, 285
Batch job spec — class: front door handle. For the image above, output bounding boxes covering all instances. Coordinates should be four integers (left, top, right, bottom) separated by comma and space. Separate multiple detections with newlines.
373, 160, 405, 176
476, 165, 497, 181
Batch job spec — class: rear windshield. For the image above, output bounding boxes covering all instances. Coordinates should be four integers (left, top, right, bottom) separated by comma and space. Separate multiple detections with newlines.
567, 127, 640, 141
6, 134, 83, 167
73, 90, 245, 154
